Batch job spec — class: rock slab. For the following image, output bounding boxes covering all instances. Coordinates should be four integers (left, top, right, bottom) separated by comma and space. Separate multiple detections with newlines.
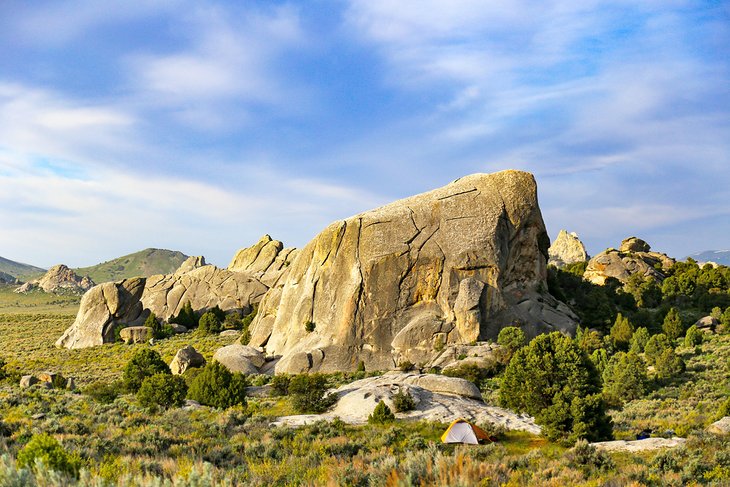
170, 345, 206, 375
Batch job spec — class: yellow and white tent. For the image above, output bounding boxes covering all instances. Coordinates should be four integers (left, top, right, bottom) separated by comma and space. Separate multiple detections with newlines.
440, 419, 492, 445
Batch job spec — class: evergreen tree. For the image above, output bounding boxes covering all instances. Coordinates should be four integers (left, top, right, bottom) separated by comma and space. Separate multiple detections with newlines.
187, 361, 247, 409
684, 325, 703, 347
137, 373, 187, 409
122, 348, 170, 392
609, 313, 634, 350
654, 348, 685, 381
171, 301, 198, 329
629, 327, 651, 354
662, 307, 684, 340
644, 333, 672, 366
602, 351, 648, 408
499, 332, 613, 443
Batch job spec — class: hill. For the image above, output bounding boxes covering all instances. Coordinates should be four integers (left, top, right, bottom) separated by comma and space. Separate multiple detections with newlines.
74, 248, 189, 283
0, 256, 45, 280
688, 249, 730, 266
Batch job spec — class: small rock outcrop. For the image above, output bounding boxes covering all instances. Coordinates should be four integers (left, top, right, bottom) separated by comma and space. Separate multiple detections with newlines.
583, 238, 675, 286
249, 170, 577, 373
15, 264, 94, 294
57, 240, 294, 349
694, 316, 718, 333
272, 372, 540, 433
170, 345, 206, 375
592, 437, 686, 452
548, 230, 588, 267
708, 417, 730, 435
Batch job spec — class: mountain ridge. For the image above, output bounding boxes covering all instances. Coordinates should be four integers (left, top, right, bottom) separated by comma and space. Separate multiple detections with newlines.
73, 248, 189, 283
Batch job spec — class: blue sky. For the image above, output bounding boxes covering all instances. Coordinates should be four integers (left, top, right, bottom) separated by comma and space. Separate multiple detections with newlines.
1, 0, 728, 268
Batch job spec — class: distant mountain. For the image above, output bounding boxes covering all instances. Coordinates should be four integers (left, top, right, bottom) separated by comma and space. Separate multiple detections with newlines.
74, 248, 189, 283
0, 256, 46, 280
687, 250, 730, 266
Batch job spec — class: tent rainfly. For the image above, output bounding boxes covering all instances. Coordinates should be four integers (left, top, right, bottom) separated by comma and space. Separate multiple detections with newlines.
440, 419, 492, 445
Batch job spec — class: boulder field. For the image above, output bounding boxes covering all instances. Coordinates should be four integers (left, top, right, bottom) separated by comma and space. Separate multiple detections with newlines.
57, 170, 577, 371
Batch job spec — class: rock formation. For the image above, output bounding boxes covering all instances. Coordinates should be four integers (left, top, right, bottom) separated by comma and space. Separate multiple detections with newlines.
56, 240, 296, 349
0, 271, 17, 284
583, 237, 675, 286
15, 264, 94, 294
272, 372, 541, 433
548, 230, 588, 267
248, 170, 577, 373
170, 345, 206, 375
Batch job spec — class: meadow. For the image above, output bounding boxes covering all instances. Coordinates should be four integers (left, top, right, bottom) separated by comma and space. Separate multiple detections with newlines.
0, 285, 729, 485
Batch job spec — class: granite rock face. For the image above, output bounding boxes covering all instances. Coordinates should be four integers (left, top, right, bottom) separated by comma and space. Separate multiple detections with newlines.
56, 239, 295, 349
249, 170, 577, 373
169, 345, 206, 375
548, 230, 588, 267
15, 264, 94, 294
584, 238, 675, 286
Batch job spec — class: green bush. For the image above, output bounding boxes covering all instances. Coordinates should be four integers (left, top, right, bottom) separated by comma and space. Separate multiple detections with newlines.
497, 326, 527, 353
602, 351, 648, 408
499, 332, 613, 443
304, 321, 316, 333
609, 313, 634, 350
289, 374, 337, 413
137, 373, 188, 409
567, 439, 615, 471
144, 312, 171, 339
170, 301, 198, 329
270, 374, 291, 396
187, 361, 247, 409
122, 348, 170, 392
83, 380, 122, 404
629, 327, 651, 353
684, 325, 703, 347
644, 333, 672, 366
368, 401, 395, 424
663, 307, 684, 340
442, 361, 500, 389
392, 389, 416, 412
16, 433, 80, 477
197, 311, 223, 335
654, 348, 685, 381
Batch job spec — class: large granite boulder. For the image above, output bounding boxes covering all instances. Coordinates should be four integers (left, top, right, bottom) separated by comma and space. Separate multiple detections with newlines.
249, 170, 577, 373
170, 345, 206, 375
708, 417, 730, 435
57, 241, 292, 349
15, 264, 94, 295
548, 230, 588, 267
213, 344, 265, 373
584, 238, 675, 286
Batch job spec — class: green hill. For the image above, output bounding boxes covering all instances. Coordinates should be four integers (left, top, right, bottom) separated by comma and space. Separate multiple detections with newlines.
0, 256, 46, 280
74, 248, 189, 283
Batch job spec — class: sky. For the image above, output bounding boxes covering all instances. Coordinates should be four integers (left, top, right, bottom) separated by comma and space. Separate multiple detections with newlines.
0, 0, 728, 268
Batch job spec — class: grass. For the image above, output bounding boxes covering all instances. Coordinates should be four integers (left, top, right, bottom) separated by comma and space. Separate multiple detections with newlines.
74, 248, 188, 283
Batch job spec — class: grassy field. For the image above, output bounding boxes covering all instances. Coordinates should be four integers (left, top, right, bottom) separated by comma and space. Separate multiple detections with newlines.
74, 248, 188, 283
0, 289, 729, 485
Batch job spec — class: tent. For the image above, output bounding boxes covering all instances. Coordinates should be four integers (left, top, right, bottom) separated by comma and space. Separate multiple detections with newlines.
440, 419, 492, 445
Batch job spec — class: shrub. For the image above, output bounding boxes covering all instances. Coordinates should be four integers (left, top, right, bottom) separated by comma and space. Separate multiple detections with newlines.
356, 361, 366, 372
497, 326, 527, 353
499, 332, 612, 443
304, 321, 316, 333
684, 325, 703, 347
610, 313, 634, 350
398, 360, 415, 372
122, 348, 170, 392
568, 439, 615, 471
16, 433, 81, 477
644, 333, 672, 366
188, 361, 247, 409
629, 327, 651, 354
289, 374, 337, 413
654, 348, 685, 381
170, 301, 198, 329
138, 373, 188, 409
602, 351, 648, 408
197, 311, 223, 335
84, 380, 122, 404
442, 361, 500, 389
663, 307, 684, 340
270, 374, 291, 396
0, 357, 7, 381
392, 389, 416, 412
368, 401, 395, 424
